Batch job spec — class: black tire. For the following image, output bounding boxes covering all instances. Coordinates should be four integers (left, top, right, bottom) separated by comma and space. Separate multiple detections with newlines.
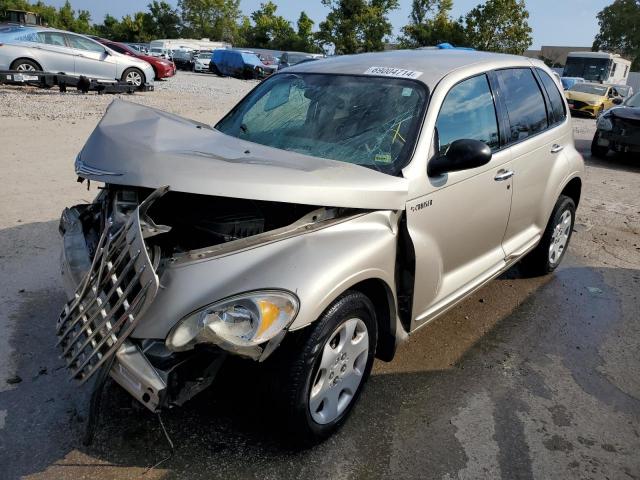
272, 291, 377, 445
121, 67, 145, 89
520, 195, 576, 276
591, 131, 609, 158
10, 58, 41, 72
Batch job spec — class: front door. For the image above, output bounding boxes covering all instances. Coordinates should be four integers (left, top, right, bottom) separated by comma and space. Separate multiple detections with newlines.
408, 73, 513, 329
65, 34, 117, 80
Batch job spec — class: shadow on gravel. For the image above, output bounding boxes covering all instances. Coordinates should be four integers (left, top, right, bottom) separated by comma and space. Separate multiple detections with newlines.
1, 220, 638, 479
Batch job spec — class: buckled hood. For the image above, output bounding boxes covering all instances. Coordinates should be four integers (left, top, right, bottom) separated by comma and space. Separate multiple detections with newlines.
76, 100, 409, 210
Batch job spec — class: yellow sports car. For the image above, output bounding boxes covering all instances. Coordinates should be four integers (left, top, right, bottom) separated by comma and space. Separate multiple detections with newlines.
565, 83, 621, 117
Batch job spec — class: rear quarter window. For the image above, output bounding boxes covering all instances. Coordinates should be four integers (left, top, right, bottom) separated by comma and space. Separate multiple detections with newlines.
495, 68, 549, 143
536, 68, 567, 125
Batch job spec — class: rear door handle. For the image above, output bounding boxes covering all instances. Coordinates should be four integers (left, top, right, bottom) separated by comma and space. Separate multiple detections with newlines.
550, 144, 564, 153
494, 169, 515, 181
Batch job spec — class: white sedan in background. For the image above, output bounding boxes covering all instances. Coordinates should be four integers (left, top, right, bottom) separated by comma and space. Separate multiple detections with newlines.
192, 52, 212, 72
0, 25, 154, 88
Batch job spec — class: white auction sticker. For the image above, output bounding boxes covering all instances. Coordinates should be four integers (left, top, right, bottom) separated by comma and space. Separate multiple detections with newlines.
364, 66, 423, 79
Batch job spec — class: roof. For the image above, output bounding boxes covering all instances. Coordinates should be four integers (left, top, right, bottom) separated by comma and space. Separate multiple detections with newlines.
567, 51, 631, 62
285, 49, 529, 89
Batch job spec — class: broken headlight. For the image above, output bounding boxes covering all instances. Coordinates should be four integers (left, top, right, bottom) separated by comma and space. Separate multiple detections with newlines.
166, 290, 299, 353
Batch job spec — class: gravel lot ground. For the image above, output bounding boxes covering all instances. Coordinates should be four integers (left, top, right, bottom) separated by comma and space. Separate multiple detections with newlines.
0, 71, 256, 122
0, 72, 639, 480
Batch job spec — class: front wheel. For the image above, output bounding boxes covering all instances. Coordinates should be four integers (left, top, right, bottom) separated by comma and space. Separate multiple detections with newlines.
275, 291, 377, 444
520, 195, 575, 276
591, 131, 609, 158
121, 68, 145, 89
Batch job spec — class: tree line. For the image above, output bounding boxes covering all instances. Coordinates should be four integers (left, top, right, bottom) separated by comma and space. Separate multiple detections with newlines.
1, 0, 639, 66
0, 0, 534, 53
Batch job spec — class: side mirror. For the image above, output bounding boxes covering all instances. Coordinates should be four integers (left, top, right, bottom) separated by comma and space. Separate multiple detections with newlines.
428, 139, 492, 177
612, 97, 623, 105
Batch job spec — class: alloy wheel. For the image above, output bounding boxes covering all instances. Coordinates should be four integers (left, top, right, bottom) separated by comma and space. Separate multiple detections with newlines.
125, 71, 142, 86
309, 318, 369, 425
16, 63, 36, 71
549, 209, 572, 265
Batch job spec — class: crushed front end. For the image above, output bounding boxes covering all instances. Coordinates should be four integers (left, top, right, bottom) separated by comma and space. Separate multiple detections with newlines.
56, 186, 187, 411
56, 185, 348, 412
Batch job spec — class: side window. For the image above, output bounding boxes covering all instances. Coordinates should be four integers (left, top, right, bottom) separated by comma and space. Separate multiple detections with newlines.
66, 34, 105, 54
108, 44, 127, 54
495, 68, 548, 143
536, 68, 566, 125
36, 32, 67, 47
435, 74, 500, 154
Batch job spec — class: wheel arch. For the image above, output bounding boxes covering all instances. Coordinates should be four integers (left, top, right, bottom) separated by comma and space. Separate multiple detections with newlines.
10, 57, 43, 70
560, 176, 582, 208
343, 278, 398, 362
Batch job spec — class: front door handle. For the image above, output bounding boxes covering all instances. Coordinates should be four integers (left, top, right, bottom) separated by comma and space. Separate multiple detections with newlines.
550, 144, 564, 153
494, 169, 515, 181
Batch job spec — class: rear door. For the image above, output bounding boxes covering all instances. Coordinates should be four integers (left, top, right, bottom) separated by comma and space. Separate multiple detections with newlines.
34, 31, 75, 74
65, 33, 117, 80
498, 68, 571, 258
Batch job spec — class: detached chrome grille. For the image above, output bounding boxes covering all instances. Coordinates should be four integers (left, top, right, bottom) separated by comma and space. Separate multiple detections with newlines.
56, 205, 160, 384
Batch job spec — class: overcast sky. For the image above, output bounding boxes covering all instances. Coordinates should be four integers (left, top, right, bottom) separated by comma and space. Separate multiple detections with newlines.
44, 0, 610, 49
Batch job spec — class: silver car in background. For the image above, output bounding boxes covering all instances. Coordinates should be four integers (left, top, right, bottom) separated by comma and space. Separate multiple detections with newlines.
0, 25, 154, 87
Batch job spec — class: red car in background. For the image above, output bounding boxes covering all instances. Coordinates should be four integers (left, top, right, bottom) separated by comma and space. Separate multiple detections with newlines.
91, 37, 176, 80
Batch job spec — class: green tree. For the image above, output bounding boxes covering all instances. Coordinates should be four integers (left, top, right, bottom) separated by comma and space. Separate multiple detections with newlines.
94, 13, 121, 39
55, 0, 93, 33
246, 1, 295, 49
318, 0, 400, 54
593, 0, 640, 70
399, 0, 466, 47
178, 0, 242, 43
293, 11, 321, 52
146, 1, 181, 39
464, 0, 532, 54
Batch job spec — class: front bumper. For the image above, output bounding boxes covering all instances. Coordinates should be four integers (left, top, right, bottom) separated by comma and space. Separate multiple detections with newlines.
569, 104, 601, 117
599, 131, 640, 153
108, 340, 226, 411
156, 64, 176, 79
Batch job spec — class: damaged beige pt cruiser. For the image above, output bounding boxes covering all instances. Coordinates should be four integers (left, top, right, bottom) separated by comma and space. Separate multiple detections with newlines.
57, 49, 583, 442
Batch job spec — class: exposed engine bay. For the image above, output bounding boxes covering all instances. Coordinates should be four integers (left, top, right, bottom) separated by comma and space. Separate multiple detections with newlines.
72, 184, 325, 261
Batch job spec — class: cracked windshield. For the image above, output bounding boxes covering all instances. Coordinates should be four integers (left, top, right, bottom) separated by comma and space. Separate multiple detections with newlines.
216, 73, 427, 175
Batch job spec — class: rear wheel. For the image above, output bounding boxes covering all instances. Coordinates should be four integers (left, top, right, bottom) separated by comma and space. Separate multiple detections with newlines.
520, 195, 575, 276
273, 291, 377, 444
121, 68, 145, 89
11, 59, 41, 72
591, 131, 609, 158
